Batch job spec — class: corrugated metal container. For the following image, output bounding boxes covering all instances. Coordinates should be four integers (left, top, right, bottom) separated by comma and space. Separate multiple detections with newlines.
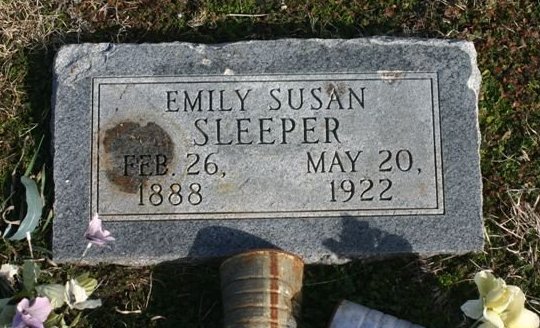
220, 249, 304, 328
329, 300, 425, 328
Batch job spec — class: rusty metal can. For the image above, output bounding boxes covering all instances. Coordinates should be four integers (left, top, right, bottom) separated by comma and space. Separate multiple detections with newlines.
220, 249, 304, 328
329, 300, 425, 328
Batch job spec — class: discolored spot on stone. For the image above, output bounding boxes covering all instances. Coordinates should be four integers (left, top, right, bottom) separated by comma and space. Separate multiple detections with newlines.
378, 70, 405, 84
324, 82, 335, 96
102, 121, 174, 193
324, 82, 347, 96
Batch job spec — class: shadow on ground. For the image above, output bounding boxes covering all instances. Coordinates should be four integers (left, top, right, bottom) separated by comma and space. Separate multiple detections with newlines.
80, 217, 470, 327
82, 254, 470, 328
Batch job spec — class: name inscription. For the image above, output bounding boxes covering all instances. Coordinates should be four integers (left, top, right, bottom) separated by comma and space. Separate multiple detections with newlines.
92, 73, 443, 221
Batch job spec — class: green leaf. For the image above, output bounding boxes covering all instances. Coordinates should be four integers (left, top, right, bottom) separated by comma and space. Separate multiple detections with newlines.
36, 284, 66, 309
75, 273, 97, 296
22, 260, 40, 292
67, 312, 82, 327
0, 304, 15, 328
0, 298, 10, 312
7, 176, 44, 241
45, 312, 68, 328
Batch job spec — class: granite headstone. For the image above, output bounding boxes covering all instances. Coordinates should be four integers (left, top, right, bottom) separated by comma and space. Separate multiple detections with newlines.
52, 38, 482, 264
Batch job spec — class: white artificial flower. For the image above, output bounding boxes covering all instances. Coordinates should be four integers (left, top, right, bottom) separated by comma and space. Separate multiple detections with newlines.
461, 270, 539, 328
64, 279, 101, 310
0, 264, 19, 282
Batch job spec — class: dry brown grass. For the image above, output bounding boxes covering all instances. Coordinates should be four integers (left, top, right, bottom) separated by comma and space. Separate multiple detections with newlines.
487, 191, 540, 274
480, 189, 540, 316
0, 1, 60, 58
497, 191, 540, 313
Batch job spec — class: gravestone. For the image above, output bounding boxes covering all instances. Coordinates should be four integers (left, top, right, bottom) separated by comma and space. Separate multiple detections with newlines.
52, 38, 482, 264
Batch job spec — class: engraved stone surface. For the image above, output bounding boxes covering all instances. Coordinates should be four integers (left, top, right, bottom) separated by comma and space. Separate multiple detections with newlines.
52, 38, 483, 264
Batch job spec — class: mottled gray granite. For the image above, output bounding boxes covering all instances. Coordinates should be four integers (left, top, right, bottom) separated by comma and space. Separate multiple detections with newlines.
52, 38, 483, 265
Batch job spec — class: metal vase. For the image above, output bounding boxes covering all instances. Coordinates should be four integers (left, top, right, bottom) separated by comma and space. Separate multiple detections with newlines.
329, 300, 425, 328
220, 249, 304, 328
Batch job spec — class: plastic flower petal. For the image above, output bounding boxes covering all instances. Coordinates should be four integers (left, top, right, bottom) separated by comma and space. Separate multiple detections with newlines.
65, 279, 102, 310
507, 309, 540, 328
461, 299, 483, 320
84, 214, 115, 246
486, 285, 514, 314
484, 308, 505, 328
462, 270, 540, 328
11, 297, 52, 328
35, 284, 66, 309
65, 279, 89, 308
475, 270, 505, 298
502, 287, 540, 328
478, 323, 499, 328
0, 264, 19, 282
73, 299, 102, 310
501, 286, 527, 320
74, 273, 98, 296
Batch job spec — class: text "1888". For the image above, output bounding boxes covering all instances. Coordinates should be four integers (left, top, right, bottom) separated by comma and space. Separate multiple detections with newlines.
138, 182, 202, 206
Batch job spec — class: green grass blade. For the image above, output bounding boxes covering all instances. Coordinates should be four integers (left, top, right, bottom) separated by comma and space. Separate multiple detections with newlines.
24, 135, 44, 177
1, 225, 15, 239
7, 176, 44, 241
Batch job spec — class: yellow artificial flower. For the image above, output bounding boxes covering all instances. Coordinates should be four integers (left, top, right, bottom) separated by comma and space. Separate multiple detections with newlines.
461, 270, 539, 328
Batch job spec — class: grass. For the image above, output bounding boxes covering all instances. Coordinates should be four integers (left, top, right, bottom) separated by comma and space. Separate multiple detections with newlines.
1, 0, 539, 327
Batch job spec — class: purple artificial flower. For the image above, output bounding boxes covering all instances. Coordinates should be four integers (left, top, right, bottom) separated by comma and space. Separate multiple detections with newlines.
11, 297, 52, 328
84, 214, 115, 246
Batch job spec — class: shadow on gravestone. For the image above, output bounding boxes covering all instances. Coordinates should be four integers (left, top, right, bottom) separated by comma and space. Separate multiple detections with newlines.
187, 226, 279, 259
324, 216, 413, 257
146, 227, 278, 328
